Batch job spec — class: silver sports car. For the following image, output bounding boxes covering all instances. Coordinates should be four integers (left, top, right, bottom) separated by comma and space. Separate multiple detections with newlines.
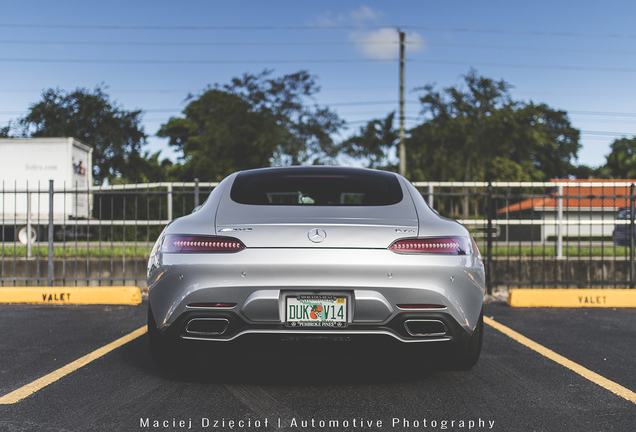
147, 166, 485, 370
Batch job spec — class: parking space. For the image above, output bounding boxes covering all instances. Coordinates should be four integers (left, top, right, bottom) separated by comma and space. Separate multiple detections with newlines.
0, 303, 146, 399
485, 302, 636, 394
0, 300, 634, 431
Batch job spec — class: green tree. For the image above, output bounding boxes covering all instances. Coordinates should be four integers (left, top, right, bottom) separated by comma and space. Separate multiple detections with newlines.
18, 85, 148, 185
510, 103, 580, 179
604, 137, 636, 178
406, 69, 581, 182
340, 112, 398, 169
158, 89, 284, 181
116, 151, 175, 184
158, 70, 345, 180
0, 122, 11, 137
222, 69, 344, 165
413, 69, 514, 182
569, 164, 610, 179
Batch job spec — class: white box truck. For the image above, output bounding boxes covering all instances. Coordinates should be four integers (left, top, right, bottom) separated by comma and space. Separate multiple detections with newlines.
0, 137, 93, 244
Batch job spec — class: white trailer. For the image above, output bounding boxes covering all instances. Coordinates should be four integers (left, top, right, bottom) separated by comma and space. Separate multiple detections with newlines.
0, 137, 93, 244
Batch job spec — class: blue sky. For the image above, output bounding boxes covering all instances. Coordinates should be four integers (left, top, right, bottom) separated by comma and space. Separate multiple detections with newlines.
1, 0, 635, 169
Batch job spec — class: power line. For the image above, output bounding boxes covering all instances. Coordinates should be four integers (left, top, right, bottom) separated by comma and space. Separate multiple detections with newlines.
406, 25, 636, 39
2, 87, 636, 101
569, 110, 636, 118
411, 59, 636, 73
2, 23, 636, 39
0, 57, 394, 64
1, 56, 635, 73
0, 24, 392, 31
3, 106, 636, 117
0, 111, 632, 138
328, 100, 416, 107
0, 38, 632, 55
580, 130, 636, 136
0, 86, 402, 93
0, 39, 403, 47
143, 101, 415, 112
425, 42, 636, 56
514, 91, 636, 99
0, 101, 417, 116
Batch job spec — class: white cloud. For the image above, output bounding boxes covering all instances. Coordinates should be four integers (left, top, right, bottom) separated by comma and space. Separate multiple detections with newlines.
314, 11, 346, 27
313, 6, 424, 60
314, 6, 381, 27
350, 28, 426, 61
350, 6, 380, 23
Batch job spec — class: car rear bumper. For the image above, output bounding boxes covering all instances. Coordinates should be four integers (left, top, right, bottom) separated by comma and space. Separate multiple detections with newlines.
160, 307, 472, 345
148, 248, 485, 342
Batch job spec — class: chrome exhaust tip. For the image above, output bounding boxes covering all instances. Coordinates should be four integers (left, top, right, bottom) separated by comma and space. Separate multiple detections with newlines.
185, 318, 229, 336
404, 319, 448, 337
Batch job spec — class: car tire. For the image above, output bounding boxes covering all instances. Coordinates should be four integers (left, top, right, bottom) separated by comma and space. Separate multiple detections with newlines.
17, 225, 38, 245
449, 309, 483, 370
148, 305, 180, 371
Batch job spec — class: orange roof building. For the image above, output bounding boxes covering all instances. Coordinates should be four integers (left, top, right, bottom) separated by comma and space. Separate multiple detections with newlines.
499, 179, 636, 214
496, 180, 636, 241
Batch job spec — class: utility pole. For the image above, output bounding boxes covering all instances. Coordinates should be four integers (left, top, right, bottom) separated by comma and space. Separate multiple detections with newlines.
398, 29, 406, 177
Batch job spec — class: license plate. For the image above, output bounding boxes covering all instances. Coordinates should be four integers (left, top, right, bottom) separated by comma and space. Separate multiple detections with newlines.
285, 295, 347, 328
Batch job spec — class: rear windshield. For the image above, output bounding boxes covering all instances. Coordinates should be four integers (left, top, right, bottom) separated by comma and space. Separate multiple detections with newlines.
230, 168, 403, 206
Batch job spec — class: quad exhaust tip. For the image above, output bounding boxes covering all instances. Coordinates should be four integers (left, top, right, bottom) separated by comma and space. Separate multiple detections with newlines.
185, 318, 229, 335
404, 319, 448, 337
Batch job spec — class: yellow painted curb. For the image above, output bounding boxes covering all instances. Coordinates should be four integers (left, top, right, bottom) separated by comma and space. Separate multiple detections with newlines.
508, 289, 636, 307
0, 286, 142, 305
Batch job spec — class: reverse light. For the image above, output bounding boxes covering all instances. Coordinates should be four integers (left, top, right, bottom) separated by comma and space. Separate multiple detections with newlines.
389, 237, 470, 255
397, 304, 446, 310
187, 303, 237, 308
162, 235, 245, 253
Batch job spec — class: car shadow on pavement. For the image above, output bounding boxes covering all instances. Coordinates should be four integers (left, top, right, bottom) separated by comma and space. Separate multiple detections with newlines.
123, 336, 450, 385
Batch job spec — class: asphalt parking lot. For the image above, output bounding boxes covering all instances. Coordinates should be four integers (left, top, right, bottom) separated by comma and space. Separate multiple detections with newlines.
0, 300, 634, 432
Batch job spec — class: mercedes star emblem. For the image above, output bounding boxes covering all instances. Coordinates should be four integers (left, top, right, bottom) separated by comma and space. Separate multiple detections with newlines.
308, 228, 327, 243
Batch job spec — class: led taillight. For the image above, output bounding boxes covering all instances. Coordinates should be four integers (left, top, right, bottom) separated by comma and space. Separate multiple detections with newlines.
389, 237, 470, 255
162, 235, 245, 253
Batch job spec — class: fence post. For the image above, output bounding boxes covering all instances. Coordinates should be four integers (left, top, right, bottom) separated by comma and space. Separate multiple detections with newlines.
47, 180, 54, 287
194, 178, 200, 208
486, 182, 493, 295
26, 191, 32, 258
167, 183, 173, 221
557, 184, 564, 259
630, 183, 635, 288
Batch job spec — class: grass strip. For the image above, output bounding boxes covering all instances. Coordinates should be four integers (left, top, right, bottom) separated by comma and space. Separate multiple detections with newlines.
0, 245, 152, 259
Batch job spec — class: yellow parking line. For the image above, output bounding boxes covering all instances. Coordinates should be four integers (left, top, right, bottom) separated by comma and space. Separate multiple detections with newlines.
484, 317, 636, 405
0, 326, 147, 405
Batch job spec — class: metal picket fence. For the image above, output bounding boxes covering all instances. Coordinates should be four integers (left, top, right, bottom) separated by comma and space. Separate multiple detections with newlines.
413, 181, 636, 293
0, 180, 218, 288
1, 179, 635, 291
